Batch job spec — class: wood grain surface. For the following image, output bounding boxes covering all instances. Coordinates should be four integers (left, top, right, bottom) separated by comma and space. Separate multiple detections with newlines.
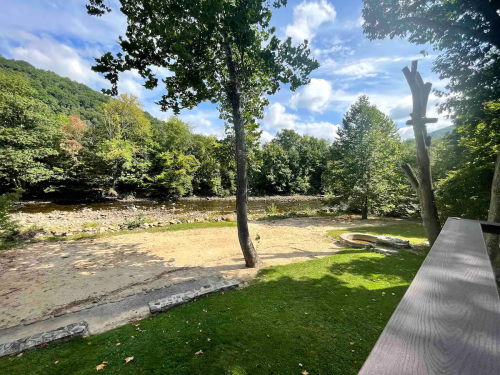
359, 218, 500, 375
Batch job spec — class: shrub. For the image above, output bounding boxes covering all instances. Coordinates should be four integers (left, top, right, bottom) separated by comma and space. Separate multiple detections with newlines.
0, 190, 22, 242
124, 214, 154, 229
265, 203, 279, 215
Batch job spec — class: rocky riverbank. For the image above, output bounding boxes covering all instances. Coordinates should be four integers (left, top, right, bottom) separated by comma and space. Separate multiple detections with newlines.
12, 196, 331, 237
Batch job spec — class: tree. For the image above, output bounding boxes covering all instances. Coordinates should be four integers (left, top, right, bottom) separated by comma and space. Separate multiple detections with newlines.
149, 151, 200, 198
61, 115, 87, 155
86, 0, 319, 267
256, 129, 329, 195
324, 95, 407, 219
0, 70, 62, 195
362, 0, 500, 119
362, 0, 500, 261
400, 61, 442, 246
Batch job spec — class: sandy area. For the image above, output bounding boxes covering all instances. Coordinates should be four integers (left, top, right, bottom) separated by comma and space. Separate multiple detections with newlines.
0, 216, 403, 330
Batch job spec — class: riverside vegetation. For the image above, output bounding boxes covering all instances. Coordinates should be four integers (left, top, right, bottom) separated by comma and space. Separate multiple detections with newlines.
0, 55, 498, 249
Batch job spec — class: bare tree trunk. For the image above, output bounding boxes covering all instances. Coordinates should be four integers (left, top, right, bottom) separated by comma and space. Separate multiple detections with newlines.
223, 40, 259, 268
486, 151, 500, 276
402, 61, 442, 246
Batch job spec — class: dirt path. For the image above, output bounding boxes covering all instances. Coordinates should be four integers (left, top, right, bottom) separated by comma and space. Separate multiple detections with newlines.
0, 216, 403, 330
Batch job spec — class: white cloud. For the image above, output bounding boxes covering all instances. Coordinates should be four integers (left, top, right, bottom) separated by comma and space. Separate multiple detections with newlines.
260, 131, 274, 144
289, 79, 360, 114
0, 0, 126, 48
290, 78, 333, 113
9, 33, 108, 87
319, 55, 435, 80
263, 103, 339, 141
285, 0, 336, 45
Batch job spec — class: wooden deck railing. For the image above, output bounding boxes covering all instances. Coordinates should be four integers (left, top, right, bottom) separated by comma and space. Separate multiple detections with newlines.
359, 217, 500, 375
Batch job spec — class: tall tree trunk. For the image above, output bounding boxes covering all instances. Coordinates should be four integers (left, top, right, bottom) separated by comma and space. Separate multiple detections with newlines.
223, 40, 260, 268
361, 195, 368, 220
402, 61, 442, 246
486, 150, 500, 277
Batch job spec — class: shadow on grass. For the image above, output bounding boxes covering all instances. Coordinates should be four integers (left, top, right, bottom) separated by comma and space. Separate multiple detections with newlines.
0, 249, 428, 375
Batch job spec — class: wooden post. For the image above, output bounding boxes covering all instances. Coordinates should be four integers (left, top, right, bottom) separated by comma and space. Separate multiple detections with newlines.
402, 60, 441, 246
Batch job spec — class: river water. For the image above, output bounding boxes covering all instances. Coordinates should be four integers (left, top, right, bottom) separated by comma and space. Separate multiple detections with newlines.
13, 197, 329, 215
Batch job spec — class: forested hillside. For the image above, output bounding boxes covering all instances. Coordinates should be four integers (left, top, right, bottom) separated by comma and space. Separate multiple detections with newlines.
0, 55, 109, 125
0, 56, 496, 221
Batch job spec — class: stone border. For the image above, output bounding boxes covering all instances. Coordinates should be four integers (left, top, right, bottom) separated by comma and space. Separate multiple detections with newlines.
149, 279, 239, 313
0, 321, 88, 358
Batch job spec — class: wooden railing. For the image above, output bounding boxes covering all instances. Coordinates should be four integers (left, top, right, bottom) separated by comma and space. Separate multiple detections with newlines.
359, 217, 500, 374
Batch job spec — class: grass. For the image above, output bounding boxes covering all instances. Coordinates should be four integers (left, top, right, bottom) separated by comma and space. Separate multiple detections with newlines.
81, 221, 99, 229
327, 221, 428, 245
0, 237, 428, 374
0, 221, 237, 248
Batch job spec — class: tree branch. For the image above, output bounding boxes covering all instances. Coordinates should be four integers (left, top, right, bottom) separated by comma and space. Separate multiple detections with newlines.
396, 17, 497, 47
402, 164, 419, 191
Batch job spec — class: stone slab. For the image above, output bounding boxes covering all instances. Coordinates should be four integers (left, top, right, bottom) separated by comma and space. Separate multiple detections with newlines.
0, 276, 226, 347
149, 279, 239, 313
0, 321, 88, 358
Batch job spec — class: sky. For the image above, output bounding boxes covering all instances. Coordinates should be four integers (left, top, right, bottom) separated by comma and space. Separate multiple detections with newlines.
0, 0, 453, 142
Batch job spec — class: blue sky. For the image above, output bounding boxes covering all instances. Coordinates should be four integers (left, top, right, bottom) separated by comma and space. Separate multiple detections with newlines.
0, 0, 452, 141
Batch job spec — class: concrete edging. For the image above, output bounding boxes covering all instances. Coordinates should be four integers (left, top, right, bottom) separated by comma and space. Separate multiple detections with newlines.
149, 279, 239, 313
0, 321, 88, 358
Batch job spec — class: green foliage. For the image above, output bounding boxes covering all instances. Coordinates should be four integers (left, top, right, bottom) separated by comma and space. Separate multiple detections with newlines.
265, 202, 279, 215
324, 96, 412, 216
256, 129, 330, 195
0, 55, 109, 126
0, 190, 22, 241
435, 101, 500, 220
124, 213, 153, 229
362, 0, 500, 220
86, 0, 318, 113
362, 0, 500, 121
0, 70, 63, 194
149, 151, 200, 198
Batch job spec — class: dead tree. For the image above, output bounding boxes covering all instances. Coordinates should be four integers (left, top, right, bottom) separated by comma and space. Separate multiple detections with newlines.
402, 60, 442, 246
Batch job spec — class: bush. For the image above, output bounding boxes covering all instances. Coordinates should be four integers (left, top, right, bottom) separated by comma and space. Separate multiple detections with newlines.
0, 190, 22, 241
124, 214, 154, 229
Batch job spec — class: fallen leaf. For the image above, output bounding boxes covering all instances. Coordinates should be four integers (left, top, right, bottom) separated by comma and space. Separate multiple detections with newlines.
195, 350, 203, 355
207, 338, 211, 341
125, 357, 134, 363
17, 353, 23, 358
54, 361, 59, 365
96, 361, 107, 371
116, 343, 121, 346
302, 371, 309, 375
88, 342, 92, 345
40, 343, 49, 348
350, 342, 354, 345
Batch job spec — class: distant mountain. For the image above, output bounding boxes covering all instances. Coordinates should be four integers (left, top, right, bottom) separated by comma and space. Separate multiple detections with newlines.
0, 55, 109, 126
428, 125, 455, 138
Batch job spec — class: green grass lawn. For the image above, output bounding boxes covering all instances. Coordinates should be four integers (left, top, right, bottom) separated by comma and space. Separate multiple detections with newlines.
327, 221, 428, 245
0, 222, 428, 375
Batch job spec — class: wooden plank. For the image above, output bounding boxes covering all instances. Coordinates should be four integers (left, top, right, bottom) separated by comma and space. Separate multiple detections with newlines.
359, 218, 500, 375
